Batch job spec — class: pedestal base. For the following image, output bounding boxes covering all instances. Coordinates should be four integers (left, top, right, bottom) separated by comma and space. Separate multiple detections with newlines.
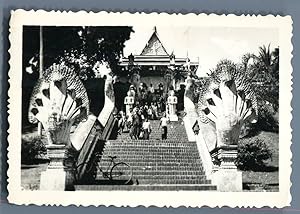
212, 169, 242, 192
40, 169, 67, 191
210, 145, 242, 191
39, 144, 75, 191
169, 114, 178, 121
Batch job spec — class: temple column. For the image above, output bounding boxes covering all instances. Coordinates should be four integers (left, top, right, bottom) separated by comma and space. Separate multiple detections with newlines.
124, 91, 135, 116
167, 91, 178, 121
37, 122, 42, 137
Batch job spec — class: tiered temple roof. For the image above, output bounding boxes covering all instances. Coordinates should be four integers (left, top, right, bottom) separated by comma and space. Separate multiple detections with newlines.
119, 27, 198, 69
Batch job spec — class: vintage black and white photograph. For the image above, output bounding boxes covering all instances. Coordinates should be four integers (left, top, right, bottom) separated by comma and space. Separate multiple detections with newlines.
8, 10, 292, 207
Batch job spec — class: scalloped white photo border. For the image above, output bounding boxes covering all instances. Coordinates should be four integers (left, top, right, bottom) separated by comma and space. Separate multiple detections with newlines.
7, 9, 293, 207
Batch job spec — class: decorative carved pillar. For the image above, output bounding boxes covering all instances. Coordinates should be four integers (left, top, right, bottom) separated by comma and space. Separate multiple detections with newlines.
167, 90, 178, 121
37, 122, 42, 137
40, 144, 74, 191
164, 70, 173, 97
210, 145, 242, 191
124, 91, 135, 116
130, 71, 141, 100
40, 112, 78, 191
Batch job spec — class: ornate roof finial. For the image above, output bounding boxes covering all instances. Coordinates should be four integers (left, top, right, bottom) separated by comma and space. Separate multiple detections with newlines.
154, 26, 157, 33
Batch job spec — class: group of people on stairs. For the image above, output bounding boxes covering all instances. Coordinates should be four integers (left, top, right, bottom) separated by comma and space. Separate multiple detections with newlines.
117, 108, 169, 140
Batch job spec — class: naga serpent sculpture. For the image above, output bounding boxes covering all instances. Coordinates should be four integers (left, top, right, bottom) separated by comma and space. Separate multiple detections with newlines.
185, 60, 258, 149
28, 63, 90, 146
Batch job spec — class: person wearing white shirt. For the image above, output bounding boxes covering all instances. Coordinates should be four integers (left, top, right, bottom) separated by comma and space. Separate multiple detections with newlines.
159, 114, 169, 140
142, 118, 151, 140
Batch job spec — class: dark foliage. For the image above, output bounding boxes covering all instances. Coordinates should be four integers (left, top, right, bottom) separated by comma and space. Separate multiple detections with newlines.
236, 138, 272, 171
248, 45, 279, 111
114, 81, 131, 111
23, 26, 133, 77
254, 105, 279, 132
83, 78, 105, 116
243, 102, 279, 137
21, 137, 47, 164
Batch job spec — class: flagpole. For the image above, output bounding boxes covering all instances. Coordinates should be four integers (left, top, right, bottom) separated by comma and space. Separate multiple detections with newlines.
38, 26, 43, 137
39, 26, 43, 78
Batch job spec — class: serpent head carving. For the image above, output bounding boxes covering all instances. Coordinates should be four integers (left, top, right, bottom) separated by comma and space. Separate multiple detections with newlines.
185, 60, 258, 147
28, 63, 90, 145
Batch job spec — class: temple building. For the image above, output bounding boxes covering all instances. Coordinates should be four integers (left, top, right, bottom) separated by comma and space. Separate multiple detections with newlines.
119, 27, 199, 91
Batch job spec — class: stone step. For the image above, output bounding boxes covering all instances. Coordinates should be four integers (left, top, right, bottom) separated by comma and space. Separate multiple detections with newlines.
132, 179, 212, 185
106, 141, 197, 145
107, 170, 206, 176
107, 140, 196, 144
95, 165, 205, 172
75, 184, 217, 191
94, 177, 211, 185
97, 166, 205, 174
102, 152, 198, 157
104, 144, 198, 149
100, 158, 202, 163
98, 161, 203, 167
93, 180, 212, 185
102, 151, 201, 156
99, 160, 203, 167
104, 145, 198, 149
103, 147, 199, 152
99, 162, 203, 168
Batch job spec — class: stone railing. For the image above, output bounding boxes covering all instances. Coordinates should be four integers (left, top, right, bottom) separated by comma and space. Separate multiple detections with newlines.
183, 94, 214, 179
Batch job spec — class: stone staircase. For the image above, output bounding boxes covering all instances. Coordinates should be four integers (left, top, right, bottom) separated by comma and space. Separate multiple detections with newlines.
75, 118, 217, 191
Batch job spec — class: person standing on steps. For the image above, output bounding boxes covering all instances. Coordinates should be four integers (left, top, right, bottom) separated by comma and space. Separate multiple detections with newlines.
130, 108, 139, 139
117, 111, 125, 135
159, 113, 169, 140
142, 118, 151, 140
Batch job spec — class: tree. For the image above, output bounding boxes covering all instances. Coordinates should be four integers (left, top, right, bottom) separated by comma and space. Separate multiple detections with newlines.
237, 46, 280, 134
249, 45, 279, 111
23, 26, 133, 80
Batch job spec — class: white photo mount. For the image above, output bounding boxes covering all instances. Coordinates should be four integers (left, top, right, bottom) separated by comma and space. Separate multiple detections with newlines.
8, 10, 292, 207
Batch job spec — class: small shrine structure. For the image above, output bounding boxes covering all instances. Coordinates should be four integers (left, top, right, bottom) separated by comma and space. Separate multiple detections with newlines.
119, 27, 199, 92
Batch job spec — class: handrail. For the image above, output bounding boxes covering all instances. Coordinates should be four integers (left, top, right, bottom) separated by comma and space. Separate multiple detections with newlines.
183, 96, 214, 179
100, 107, 117, 140
75, 107, 117, 181
75, 124, 99, 180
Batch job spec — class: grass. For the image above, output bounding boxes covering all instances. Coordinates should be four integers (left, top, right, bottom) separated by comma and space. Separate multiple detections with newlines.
21, 127, 48, 190
240, 131, 279, 191
21, 163, 48, 190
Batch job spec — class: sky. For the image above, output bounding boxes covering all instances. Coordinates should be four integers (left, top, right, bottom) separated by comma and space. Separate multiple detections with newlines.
123, 26, 279, 77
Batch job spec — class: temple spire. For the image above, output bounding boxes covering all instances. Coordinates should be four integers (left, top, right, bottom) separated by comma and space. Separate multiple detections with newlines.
141, 26, 168, 55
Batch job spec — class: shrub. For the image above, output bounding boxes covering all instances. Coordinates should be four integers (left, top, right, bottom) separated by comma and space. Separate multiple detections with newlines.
256, 105, 279, 132
21, 137, 47, 164
236, 138, 272, 171
242, 103, 278, 137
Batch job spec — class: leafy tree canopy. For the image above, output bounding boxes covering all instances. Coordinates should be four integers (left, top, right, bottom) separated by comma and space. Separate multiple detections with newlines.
208, 45, 279, 111
23, 26, 133, 80
242, 45, 279, 110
